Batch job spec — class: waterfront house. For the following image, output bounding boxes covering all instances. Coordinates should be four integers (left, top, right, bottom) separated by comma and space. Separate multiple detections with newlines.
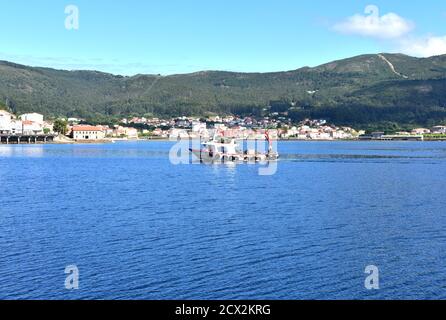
18, 113, 44, 135
412, 128, 431, 135
431, 126, 446, 134
0, 110, 14, 134
103, 126, 114, 137
331, 130, 351, 140
113, 126, 127, 138
10, 120, 23, 135
125, 127, 138, 139
22, 120, 44, 135
71, 125, 105, 140
112, 126, 138, 139
168, 128, 189, 139
1, 111, 45, 135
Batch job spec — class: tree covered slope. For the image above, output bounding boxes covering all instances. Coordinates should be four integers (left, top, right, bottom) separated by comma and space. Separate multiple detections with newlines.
1, 53, 446, 127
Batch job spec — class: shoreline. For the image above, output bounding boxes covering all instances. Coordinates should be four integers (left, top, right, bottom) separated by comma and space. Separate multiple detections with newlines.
3, 138, 446, 146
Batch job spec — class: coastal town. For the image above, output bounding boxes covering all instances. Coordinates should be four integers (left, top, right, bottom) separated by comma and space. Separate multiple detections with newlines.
1, 108, 446, 143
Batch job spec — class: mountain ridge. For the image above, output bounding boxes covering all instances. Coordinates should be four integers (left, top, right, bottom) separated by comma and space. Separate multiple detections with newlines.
0, 52, 426, 77
1, 53, 446, 129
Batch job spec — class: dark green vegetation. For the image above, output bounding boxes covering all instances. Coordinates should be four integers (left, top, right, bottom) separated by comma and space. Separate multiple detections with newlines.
53, 119, 68, 135
1, 53, 446, 129
424, 134, 446, 140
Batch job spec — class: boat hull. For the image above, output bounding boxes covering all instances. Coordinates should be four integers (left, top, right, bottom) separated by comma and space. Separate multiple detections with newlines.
190, 149, 278, 163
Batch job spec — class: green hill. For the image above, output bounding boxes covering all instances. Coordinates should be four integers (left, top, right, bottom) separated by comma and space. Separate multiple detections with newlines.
1, 53, 446, 128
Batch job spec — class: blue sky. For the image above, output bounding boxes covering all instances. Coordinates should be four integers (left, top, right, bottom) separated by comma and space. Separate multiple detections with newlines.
0, 0, 445, 75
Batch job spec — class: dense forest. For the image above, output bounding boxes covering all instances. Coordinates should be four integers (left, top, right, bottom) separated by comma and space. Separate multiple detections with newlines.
1, 53, 446, 129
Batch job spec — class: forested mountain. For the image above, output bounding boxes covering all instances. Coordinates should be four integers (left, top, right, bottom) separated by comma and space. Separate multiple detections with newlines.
1, 53, 446, 128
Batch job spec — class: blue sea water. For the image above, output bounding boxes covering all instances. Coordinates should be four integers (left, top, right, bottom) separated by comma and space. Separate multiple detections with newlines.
1, 141, 446, 300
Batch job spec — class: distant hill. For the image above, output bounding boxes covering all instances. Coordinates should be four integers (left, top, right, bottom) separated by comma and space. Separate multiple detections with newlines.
1, 53, 446, 129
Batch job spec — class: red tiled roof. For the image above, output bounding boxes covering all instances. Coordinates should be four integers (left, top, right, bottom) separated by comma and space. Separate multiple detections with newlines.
72, 125, 102, 132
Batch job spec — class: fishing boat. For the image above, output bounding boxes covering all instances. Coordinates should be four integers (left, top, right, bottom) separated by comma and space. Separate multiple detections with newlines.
189, 132, 279, 163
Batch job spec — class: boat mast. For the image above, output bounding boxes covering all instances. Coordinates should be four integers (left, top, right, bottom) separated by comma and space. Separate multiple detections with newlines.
265, 130, 273, 154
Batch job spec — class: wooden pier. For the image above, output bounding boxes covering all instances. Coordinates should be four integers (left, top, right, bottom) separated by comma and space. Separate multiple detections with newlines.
0, 134, 56, 144
359, 134, 424, 141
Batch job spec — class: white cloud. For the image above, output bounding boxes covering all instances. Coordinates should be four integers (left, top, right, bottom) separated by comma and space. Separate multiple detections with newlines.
331, 5, 446, 58
333, 5, 414, 39
399, 35, 446, 57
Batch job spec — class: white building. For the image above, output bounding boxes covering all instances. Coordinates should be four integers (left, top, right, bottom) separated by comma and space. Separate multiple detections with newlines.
169, 128, 189, 139
125, 127, 138, 139
72, 125, 105, 140
432, 126, 446, 134
331, 130, 353, 140
192, 121, 207, 133
112, 126, 138, 139
0, 111, 25, 135
18, 113, 44, 134
10, 120, 23, 135
0, 110, 14, 134
0, 111, 46, 135
22, 120, 44, 135
412, 128, 431, 135
20, 113, 44, 125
